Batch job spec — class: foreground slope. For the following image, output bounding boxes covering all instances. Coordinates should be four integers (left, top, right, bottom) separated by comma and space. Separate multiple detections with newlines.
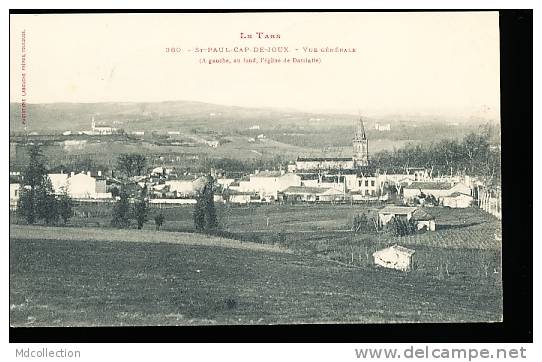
10, 226, 502, 326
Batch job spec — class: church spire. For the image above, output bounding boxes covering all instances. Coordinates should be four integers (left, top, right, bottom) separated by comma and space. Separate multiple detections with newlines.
353, 116, 369, 167
355, 116, 366, 140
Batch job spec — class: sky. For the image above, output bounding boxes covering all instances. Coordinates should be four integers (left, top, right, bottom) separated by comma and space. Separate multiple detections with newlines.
10, 12, 500, 119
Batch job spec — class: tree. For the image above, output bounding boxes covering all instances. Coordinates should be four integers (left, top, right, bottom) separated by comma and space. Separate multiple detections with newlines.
133, 198, 149, 230
17, 145, 53, 224
111, 188, 130, 228
204, 178, 218, 230
154, 213, 165, 231
57, 190, 74, 224
193, 199, 205, 231
110, 186, 120, 198
35, 179, 59, 225
193, 175, 218, 232
384, 216, 417, 237
353, 213, 375, 233
17, 187, 35, 224
116, 153, 147, 177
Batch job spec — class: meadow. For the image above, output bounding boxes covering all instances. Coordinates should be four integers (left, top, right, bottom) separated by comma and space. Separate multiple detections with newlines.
12, 203, 502, 282
10, 202, 502, 326
10, 227, 502, 326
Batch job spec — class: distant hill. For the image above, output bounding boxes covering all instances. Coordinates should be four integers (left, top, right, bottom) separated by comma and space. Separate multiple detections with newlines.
10, 101, 497, 139
9, 101, 361, 134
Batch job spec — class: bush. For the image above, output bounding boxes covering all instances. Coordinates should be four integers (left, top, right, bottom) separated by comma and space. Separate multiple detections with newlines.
154, 213, 165, 231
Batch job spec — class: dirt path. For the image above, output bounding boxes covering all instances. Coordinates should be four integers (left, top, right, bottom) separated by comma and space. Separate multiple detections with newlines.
9, 224, 292, 254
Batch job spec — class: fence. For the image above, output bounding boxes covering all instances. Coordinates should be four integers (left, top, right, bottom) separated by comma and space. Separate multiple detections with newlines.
477, 187, 502, 220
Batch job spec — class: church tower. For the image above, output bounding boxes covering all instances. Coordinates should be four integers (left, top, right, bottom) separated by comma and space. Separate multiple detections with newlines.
352, 117, 369, 166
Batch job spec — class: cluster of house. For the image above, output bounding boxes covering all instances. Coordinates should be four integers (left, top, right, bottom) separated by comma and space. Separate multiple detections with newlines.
9, 170, 112, 209
9, 117, 478, 211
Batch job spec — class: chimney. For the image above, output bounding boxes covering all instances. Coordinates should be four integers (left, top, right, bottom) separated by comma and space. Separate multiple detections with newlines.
87, 171, 92, 177
98, 170, 102, 177
70, 171, 75, 177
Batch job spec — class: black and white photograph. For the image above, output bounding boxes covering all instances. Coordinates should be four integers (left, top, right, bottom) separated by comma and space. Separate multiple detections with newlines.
9, 11, 509, 331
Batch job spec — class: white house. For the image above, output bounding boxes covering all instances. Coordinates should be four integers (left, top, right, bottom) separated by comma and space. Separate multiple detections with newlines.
91, 117, 117, 135
375, 123, 391, 131
10, 183, 20, 210
282, 186, 345, 202
66, 172, 111, 199
165, 179, 198, 197
403, 182, 471, 201
295, 157, 355, 171
48, 173, 69, 194
440, 192, 474, 208
355, 175, 380, 196
373, 245, 416, 272
216, 178, 236, 189
207, 140, 220, 148
378, 206, 418, 226
378, 206, 435, 231
227, 192, 252, 204
238, 171, 301, 200
63, 140, 87, 151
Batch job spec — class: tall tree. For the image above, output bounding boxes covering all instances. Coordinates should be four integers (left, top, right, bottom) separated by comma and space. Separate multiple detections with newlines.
193, 175, 218, 231
204, 177, 218, 230
133, 187, 149, 230
35, 178, 59, 225
111, 188, 131, 228
17, 145, 51, 224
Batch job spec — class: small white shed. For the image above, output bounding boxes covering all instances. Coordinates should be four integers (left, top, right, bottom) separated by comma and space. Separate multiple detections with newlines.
440, 192, 473, 208
373, 244, 416, 272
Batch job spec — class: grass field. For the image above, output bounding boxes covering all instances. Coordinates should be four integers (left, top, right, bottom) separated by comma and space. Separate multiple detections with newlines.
10, 204, 502, 325
10, 226, 502, 326
12, 203, 502, 279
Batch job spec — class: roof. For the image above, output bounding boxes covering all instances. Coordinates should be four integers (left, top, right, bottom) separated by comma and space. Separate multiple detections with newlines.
379, 206, 418, 215
297, 157, 353, 162
283, 186, 338, 195
298, 173, 320, 180
403, 182, 454, 190
447, 192, 473, 198
69, 171, 106, 180
390, 245, 416, 255
374, 244, 416, 256
227, 191, 254, 196
171, 175, 198, 181
411, 208, 435, 221
253, 171, 283, 177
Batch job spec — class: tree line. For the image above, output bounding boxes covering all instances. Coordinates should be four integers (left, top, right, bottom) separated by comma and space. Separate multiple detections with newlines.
370, 128, 501, 183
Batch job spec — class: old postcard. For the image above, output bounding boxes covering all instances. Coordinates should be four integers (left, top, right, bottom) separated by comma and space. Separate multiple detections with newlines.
9, 11, 502, 326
